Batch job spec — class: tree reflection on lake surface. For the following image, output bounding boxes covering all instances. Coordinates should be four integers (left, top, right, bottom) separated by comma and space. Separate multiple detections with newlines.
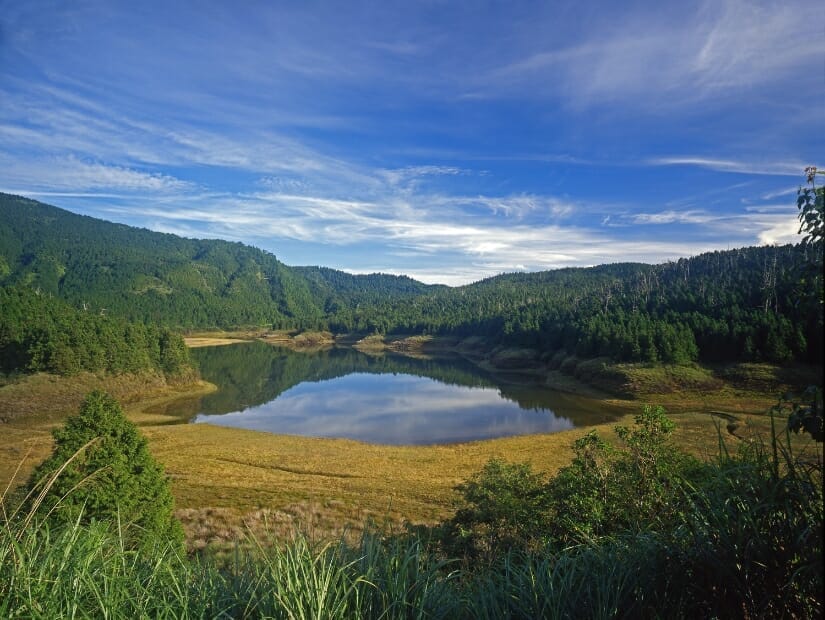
178, 341, 621, 445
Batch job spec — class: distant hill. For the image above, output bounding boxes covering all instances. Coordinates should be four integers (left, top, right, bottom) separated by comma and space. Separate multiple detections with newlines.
1, 192, 821, 366
336, 245, 822, 364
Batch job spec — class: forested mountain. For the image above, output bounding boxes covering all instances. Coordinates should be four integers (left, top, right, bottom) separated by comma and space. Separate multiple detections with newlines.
0, 193, 435, 329
1, 192, 822, 369
332, 246, 822, 364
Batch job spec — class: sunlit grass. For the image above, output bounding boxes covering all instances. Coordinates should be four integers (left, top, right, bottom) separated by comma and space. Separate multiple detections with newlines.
1, 345, 818, 549
2, 413, 819, 618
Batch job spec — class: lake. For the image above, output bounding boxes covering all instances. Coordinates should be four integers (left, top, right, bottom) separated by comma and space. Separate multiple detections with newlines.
177, 341, 622, 445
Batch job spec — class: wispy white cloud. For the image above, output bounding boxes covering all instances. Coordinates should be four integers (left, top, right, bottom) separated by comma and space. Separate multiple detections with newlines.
0, 154, 192, 192
632, 210, 718, 225
481, 0, 824, 108
431, 194, 574, 219
379, 165, 467, 187
649, 157, 805, 177
761, 186, 801, 200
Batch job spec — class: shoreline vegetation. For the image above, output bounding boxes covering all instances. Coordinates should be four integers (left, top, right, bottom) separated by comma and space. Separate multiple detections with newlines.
4, 330, 818, 550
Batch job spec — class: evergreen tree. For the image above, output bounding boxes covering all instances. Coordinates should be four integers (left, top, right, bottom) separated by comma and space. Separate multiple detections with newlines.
24, 391, 183, 545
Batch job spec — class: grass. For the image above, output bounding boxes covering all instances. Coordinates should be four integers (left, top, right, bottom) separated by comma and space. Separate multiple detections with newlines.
4, 385, 809, 551
1, 338, 819, 549
1, 412, 820, 618
0, 372, 215, 492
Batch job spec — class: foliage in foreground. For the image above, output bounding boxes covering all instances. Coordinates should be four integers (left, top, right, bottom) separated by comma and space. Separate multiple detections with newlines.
1, 408, 821, 618
436, 406, 823, 617
16, 390, 183, 546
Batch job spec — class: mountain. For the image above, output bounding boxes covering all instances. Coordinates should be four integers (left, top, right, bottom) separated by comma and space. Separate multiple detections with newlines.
1, 192, 821, 366
333, 246, 822, 364
0, 193, 437, 329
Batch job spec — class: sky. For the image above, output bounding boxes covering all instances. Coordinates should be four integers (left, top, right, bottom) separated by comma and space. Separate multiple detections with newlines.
1, 1, 823, 285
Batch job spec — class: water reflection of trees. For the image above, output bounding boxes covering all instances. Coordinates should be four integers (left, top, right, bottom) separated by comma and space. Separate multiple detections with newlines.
191, 342, 500, 416
173, 342, 618, 427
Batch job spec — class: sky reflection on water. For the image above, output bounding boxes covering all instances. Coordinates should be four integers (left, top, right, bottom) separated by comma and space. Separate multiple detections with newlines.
187, 343, 619, 445
195, 372, 574, 445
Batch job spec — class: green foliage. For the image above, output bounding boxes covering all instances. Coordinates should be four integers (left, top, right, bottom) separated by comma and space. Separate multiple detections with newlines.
548, 406, 703, 546
671, 435, 824, 617
0, 285, 191, 377
436, 408, 823, 617
775, 385, 824, 443
798, 166, 824, 248
442, 459, 551, 561
22, 391, 183, 546
3, 427, 820, 618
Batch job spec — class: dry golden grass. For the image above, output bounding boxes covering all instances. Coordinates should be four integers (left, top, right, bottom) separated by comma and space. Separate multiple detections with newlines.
2, 343, 818, 549
0, 372, 215, 487
184, 337, 249, 348
142, 403, 807, 547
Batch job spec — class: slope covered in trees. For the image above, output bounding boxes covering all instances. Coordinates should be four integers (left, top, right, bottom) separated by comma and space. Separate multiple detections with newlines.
338, 245, 822, 365
0, 194, 324, 328
0, 285, 190, 376
1, 192, 821, 368
0, 193, 445, 330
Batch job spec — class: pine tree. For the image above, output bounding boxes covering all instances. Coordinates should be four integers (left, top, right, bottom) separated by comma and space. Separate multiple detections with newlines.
24, 390, 183, 545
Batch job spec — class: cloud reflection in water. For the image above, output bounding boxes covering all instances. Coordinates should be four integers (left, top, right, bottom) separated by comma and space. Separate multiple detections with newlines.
195, 372, 574, 445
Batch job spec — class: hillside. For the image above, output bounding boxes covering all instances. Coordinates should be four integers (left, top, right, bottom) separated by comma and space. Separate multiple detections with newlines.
324, 247, 823, 365
0, 285, 190, 377
0, 193, 437, 329
1, 193, 822, 367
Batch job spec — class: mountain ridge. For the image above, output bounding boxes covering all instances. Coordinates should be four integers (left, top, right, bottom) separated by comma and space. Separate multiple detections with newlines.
1, 192, 821, 365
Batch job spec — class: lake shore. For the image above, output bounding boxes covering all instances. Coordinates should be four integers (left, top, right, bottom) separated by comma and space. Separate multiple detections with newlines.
187, 329, 818, 408
2, 332, 820, 550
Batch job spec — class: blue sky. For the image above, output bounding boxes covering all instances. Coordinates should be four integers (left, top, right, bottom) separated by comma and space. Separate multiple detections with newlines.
1, 1, 823, 285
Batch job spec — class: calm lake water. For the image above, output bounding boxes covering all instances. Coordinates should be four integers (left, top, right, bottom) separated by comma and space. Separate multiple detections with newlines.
178, 341, 622, 445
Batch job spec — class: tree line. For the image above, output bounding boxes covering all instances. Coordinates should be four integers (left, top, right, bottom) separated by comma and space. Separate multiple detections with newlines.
0, 285, 190, 376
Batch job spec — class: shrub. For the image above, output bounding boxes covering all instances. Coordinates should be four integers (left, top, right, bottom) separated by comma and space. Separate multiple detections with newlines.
441, 458, 551, 562
547, 406, 704, 546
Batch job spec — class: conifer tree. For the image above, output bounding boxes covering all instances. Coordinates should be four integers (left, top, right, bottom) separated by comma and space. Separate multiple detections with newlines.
25, 390, 183, 545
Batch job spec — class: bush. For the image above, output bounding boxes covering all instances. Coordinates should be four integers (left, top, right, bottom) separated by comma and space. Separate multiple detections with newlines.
441, 458, 551, 562
547, 406, 705, 546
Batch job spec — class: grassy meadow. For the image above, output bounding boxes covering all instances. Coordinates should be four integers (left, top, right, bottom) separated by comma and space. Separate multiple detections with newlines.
2, 336, 819, 550
2, 388, 821, 618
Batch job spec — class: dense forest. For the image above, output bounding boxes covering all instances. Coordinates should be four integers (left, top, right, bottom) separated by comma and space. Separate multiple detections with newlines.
0, 285, 190, 376
333, 245, 822, 365
1, 192, 822, 374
